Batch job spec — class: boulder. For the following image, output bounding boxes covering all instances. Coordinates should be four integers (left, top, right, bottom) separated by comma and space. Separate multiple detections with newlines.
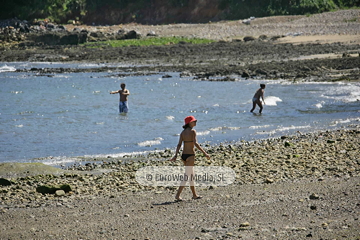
36, 185, 58, 194
243, 36, 256, 42
78, 32, 88, 44
59, 33, 80, 45
241, 71, 250, 78
255, 69, 267, 75
34, 33, 61, 45
57, 25, 66, 31
125, 30, 141, 39
55, 190, 66, 197
46, 23, 55, 30
147, 31, 157, 36
0, 178, 12, 186
258, 35, 267, 40
309, 193, 320, 200
116, 29, 126, 40
36, 184, 72, 194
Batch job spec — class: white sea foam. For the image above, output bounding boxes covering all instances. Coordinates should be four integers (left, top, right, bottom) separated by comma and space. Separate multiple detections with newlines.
331, 117, 360, 126
42, 157, 79, 166
336, 119, 351, 124
314, 102, 324, 108
0, 65, 16, 72
81, 150, 162, 161
209, 127, 224, 131
209, 126, 241, 131
322, 84, 360, 103
228, 127, 241, 130
277, 125, 310, 132
264, 96, 282, 106
256, 130, 276, 135
166, 115, 175, 120
53, 75, 69, 78
249, 125, 271, 129
10, 91, 23, 94
197, 130, 211, 136
138, 137, 163, 147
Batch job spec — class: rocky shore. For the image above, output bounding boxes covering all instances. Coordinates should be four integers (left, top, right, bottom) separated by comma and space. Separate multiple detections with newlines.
1, 126, 359, 239
1, 9, 360, 82
1, 9, 360, 239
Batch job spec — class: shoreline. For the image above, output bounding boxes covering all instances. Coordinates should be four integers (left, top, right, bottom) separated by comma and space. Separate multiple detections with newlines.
0, 121, 358, 170
2, 40, 360, 82
1, 125, 359, 194
1, 9, 360, 238
0, 126, 359, 239
1, 9, 360, 82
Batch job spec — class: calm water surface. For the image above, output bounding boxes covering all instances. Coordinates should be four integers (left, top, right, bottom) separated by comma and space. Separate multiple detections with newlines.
1, 62, 359, 166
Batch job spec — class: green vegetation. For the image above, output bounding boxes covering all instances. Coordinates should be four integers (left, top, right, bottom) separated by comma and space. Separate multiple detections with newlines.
220, 0, 359, 19
83, 37, 215, 48
1, 0, 359, 24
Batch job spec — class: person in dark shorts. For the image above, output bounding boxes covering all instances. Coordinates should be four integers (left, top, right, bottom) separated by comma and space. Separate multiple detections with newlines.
170, 116, 210, 201
250, 83, 266, 113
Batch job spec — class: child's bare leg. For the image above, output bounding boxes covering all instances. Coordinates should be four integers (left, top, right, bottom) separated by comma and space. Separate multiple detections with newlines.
258, 101, 263, 113
250, 101, 256, 112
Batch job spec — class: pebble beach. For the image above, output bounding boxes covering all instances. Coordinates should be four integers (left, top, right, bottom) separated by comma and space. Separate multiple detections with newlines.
1, 127, 359, 239
1, 9, 360, 240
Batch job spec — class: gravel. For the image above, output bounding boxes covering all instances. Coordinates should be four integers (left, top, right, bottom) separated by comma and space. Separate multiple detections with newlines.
0, 127, 359, 239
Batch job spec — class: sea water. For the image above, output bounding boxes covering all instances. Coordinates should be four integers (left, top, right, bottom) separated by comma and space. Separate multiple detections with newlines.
1, 62, 359, 166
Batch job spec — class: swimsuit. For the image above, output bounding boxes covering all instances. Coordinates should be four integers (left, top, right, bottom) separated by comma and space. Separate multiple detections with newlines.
181, 139, 194, 161
119, 101, 128, 113
252, 97, 258, 102
181, 153, 195, 161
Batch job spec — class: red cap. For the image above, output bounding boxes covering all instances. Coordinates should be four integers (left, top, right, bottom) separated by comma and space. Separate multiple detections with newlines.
184, 116, 197, 125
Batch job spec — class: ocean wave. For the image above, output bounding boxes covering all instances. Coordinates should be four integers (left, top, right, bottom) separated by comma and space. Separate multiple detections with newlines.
256, 130, 276, 135
0, 65, 16, 72
264, 96, 282, 106
277, 125, 311, 132
314, 101, 325, 108
209, 126, 241, 131
138, 138, 163, 147
42, 157, 80, 166
197, 130, 211, 136
331, 117, 360, 126
322, 84, 360, 103
10, 91, 23, 94
249, 125, 271, 129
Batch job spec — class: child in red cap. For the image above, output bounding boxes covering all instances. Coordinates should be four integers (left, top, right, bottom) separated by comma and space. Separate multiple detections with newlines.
170, 116, 210, 201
